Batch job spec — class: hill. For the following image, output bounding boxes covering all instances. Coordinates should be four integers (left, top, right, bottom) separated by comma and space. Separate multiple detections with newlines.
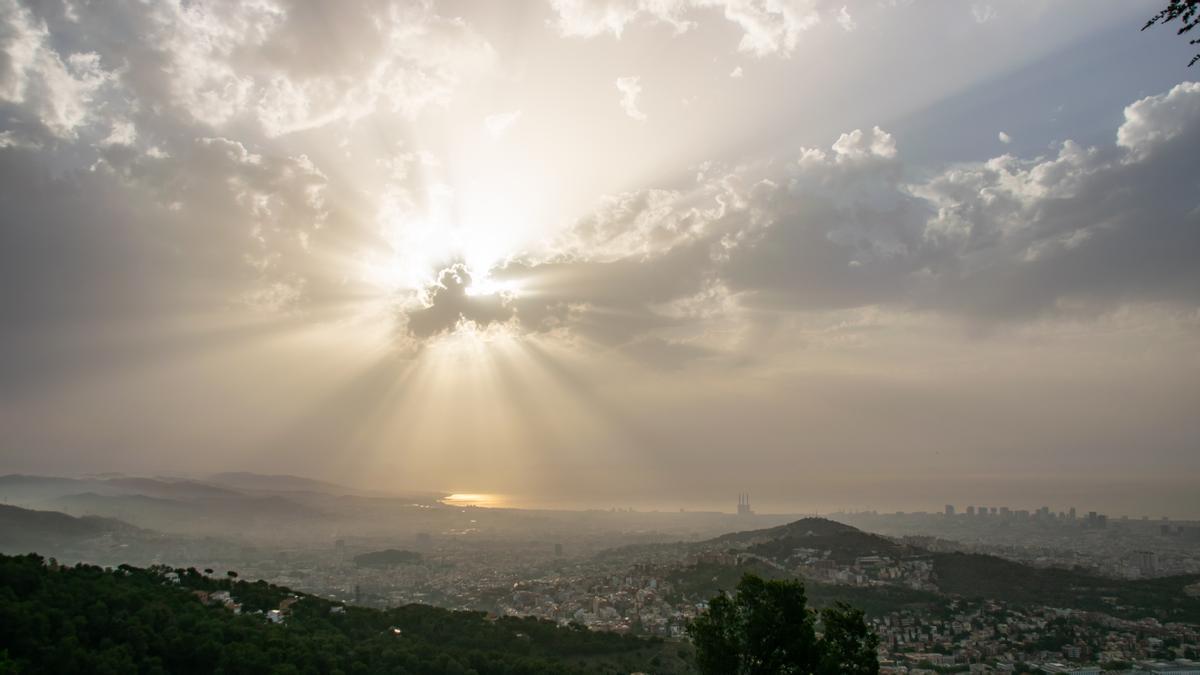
103, 477, 242, 500
930, 551, 1200, 622
664, 517, 1200, 623
0, 552, 695, 674
205, 471, 363, 495
0, 504, 137, 551
711, 517, 861, 544
0, 474, 119, 502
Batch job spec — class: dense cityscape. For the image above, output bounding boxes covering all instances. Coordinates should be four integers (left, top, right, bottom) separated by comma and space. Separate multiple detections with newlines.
5, 473, 1200, 674
61, 494, 1192, 675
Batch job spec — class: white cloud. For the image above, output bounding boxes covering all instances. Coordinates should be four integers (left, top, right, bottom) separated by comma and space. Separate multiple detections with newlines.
548, 0, 693, 37
971, 3, 996, 24
836, 5, 856, 32
0, 0, 42, 102
705, 0, 821, 56
548, 0, 825, 56
1117, 81, 1200, 159
998, 131, 1011, 144
485, 110, 523, 139
506, 82, 1200, 341
0, 0, 115, 138
616, 75, 646, 121
100, 120, 137, 147
141, 1, 495, 136
830, 126, 896, 161
730, 66, 744, 78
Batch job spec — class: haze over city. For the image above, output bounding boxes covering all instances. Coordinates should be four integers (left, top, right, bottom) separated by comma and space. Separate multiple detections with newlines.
2, 0, 1200, 519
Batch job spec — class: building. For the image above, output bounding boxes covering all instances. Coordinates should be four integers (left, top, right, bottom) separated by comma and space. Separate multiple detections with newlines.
1134, 550, 1159, 576
737, 493, 754, 516
945, 504, 955, 516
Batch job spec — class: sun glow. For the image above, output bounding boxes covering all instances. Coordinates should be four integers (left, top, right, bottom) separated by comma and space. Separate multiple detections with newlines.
442, 493, 506, 508
359, 142, 549, 300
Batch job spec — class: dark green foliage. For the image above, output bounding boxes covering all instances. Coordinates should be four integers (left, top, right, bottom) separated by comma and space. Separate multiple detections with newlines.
804, 582, 940, 618
931, 552, 1200, 622
686, 574, 878, 675
0, 504, 134, 552
668, 561, 938, 617
352, 549, 423, 568
668, 560, 792, 601
0, 553, 686, 674
742, 527, 910, 565
816, 603, 879, 675
1144, 0, 1200, 66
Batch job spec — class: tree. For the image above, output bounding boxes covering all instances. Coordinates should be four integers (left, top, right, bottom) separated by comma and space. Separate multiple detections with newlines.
817, 603, 880, 675
1144, 0, 1200, 66
687, 573, 879, 675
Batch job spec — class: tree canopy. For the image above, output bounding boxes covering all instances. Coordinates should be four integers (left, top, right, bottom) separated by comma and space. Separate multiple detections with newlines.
1144, 0, 1200, 66
0, 553, 688, 674
686, 574, 879, 675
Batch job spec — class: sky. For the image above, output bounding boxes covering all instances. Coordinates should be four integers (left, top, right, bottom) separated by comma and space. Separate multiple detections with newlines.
1, 0, 1199, 517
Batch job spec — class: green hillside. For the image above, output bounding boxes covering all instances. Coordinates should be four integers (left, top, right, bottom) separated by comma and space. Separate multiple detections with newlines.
674, 518, 1200, 623
665, 560, 940, 617
931, 552, 1200, 622
0, 553, 694, 675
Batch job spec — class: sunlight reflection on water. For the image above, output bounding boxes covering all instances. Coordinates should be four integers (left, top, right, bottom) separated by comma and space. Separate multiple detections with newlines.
442, 493, 506, 508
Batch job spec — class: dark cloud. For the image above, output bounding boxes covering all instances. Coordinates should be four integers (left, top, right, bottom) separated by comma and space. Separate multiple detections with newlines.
405, 264, 514, 339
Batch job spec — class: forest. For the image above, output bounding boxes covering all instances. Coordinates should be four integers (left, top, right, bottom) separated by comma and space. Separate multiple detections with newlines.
0, 553, 693, 674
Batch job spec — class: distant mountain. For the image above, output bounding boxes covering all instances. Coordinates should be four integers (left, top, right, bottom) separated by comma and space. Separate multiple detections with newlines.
52, 492, 192, 519
0, 504, 137, 551
48, 490, 326, 533
103, 477, 241, 500
0, 474, 243, 504
0, 474, 120, 502
205, 471, 363, 495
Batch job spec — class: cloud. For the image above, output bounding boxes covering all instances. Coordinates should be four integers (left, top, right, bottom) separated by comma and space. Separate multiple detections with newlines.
548, 0, 830, 56
0, 0, 504, 342
830, 125, 897, 161
548, 0, 693, 38
0, 0, 495, 142
99, 119, 137, 147
0, 0, 115, 138
485, 110, 522, 139
730, 66, 744, 79
1117, 81, 1200, 159
998, 131, 1011, 144
835, 6, 856, 32
4, 0, 1200, 368
705, 0, 822, 56
477, 82, 1200, 359
405, 264, 515, 339
615, 75, 646, 121
971, 3, 996, 24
